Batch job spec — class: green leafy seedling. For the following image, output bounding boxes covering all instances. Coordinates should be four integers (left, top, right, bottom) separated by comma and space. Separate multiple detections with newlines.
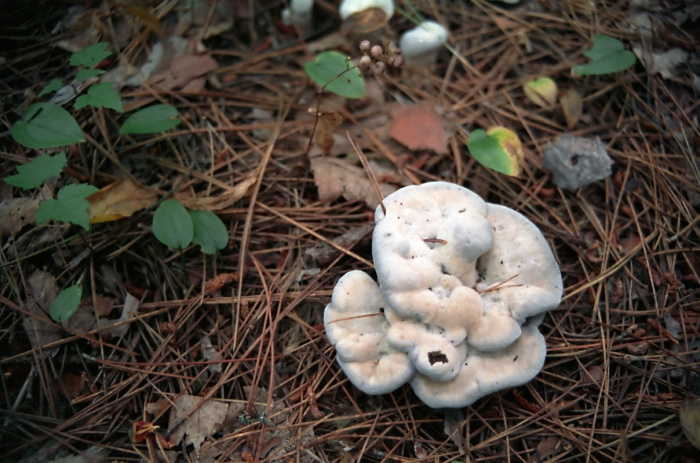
120, 104, 181, 134
573, 34, 636, 76
466, 127, 523, 177
75, 68, 106, 81
12, 103, 85, 149
38, 79, 64, 97
36, 183, 99, 230
74, 82, 123, 112
153, 199, 194, 249
304, 51, 366, 99
50, 284, 82, 323
189, 210, 228, 254
4, 152, 67, 189
69, 42, 112, 68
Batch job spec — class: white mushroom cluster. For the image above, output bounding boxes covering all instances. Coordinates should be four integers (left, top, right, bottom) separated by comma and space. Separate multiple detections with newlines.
324, 182, 563, 408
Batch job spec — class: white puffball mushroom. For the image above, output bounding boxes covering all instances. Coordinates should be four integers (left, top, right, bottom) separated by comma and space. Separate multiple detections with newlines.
339, 0, 394, 21
324, 182, 563, 408
399, 20, 448, 67
281, 0, 314, 31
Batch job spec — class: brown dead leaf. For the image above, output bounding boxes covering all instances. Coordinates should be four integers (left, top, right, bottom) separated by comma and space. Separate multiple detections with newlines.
169, 395, 229, 452
314, 112, 343, 156
150, 53, 218, 91
22, 270, 61, 359
115, 1, 164, 37
389, 105, 448, 154
57, 372, 85, 399
175, 175, 256, 211
0, 197, 40, 237
560, 89, 582, 129
88, 179, 158, 223
204, 272, 239, 293
311, 157, 397, 209
527, 436, 563, 462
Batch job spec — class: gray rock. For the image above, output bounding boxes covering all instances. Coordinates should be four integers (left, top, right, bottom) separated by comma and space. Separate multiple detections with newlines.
543, 134, 613, 191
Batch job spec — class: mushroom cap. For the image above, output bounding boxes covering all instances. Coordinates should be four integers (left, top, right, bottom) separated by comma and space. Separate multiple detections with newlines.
398, 21, 448, 67
324, 270, 414, 395
410, 315, 547, 409
339, 0, 394, 21
325, 182, 562, 408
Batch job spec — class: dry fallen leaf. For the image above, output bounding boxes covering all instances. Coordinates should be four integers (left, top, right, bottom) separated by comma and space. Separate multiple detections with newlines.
311, 157, 397, 209
175, 175, 256, 211
22, 270, 61, 359
389, 105, 448, 154
98, 292, 139, 339
87, 179, 158, 223
169, 395, 229, 452
314, 111, 343, 156
560, 89, 583, 129
0, 197, 40, 237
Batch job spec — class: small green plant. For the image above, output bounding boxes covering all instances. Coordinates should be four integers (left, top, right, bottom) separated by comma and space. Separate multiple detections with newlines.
11, 103, 85, 149
464, 126, 523, 177
119, 104, 181, 134
152, 199, 228, 254
50, 284, 82, 323
36, 183, 99, 231
12, 42, 181, 150
304, 51, 366, 99
4, 152, 67, 189
573, 34, 636, 76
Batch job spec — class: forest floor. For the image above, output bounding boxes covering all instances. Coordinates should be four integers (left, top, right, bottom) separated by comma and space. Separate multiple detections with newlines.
0, 0, 699, 462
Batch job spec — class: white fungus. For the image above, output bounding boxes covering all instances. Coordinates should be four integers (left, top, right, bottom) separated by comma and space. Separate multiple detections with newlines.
399, 20, 448, 67
324, 182, 563, 408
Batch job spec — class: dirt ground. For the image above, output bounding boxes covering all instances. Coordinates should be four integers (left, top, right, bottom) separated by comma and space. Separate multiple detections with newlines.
1, 0, 699, 462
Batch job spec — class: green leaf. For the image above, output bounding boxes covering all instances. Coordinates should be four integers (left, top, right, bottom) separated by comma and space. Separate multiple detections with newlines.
4, 152, 67, 189
36, 183, 99, 230
75, 68, 105, 81
189, 210, 228, 254
69, 42, 112, 68
304, 51, 366, 99
11, 103, 84, 149
50, 285, 82, 323
153, 199, 193, 249
50, 284, 83, 323
38, 79, 64, 97
74, 82, 123, 112
573, 35, 636, 76
119, 104, 181, 134
466, 127, 523, 177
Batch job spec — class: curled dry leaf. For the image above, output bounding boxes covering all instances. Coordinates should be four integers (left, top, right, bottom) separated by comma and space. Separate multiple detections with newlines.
23, 270, 61, 359
560, 89, 582, 129
87, 179, 159, 223
314, 111, 343, 156
175, 175, 256, 211
0, 197, 41, 237
168, 394, 229, 452
311, 157, 396, 209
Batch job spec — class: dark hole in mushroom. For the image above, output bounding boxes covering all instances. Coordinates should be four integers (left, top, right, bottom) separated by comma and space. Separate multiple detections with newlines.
428, 351, 449, 365
570, 154, 579, 166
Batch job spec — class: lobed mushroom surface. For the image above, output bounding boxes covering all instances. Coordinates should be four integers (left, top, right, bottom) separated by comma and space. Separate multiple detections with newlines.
324, 181, 563, 408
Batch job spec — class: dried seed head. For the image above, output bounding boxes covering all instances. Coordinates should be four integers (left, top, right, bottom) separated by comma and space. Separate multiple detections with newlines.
391, 54, 404, 68
358, 55, 372, 70
370, 45, 383, 59
359, 40, 371, 53
371, 61, 386, 75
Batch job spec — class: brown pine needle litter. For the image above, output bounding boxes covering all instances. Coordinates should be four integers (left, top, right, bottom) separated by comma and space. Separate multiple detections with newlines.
1, 1, 698, 462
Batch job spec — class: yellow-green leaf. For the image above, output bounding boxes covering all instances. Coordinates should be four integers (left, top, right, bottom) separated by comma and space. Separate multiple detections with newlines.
466, 126, 523, 177
524, 77, 557, 108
